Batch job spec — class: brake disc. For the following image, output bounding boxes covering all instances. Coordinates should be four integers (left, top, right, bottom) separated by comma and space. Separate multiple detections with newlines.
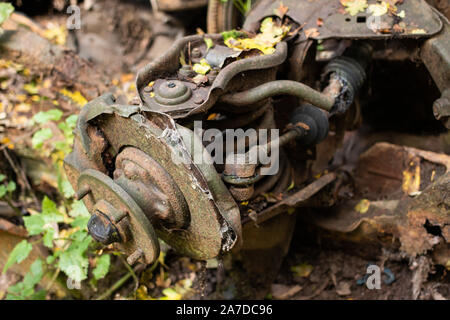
78, 169, 160, 264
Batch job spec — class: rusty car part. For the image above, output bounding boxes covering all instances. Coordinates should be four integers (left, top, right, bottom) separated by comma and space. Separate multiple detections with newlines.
220, 80, 335, 111
136, 35, 288, 118
64, 0, 449, 288
243, 0, 443, 40
65, 97, 242, 264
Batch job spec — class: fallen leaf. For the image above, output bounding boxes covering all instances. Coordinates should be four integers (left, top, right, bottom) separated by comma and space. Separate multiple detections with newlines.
192, 59, 211, 75
192, 74, 208, 85
271, 284, 302, 300
43, 24, 67, 46
396, 10, 405, 18
367, 2, 388, 16
305, 28, 320, 38
355, 199, 370, 214
316, 18, 324, 27
291, 263, 313, 278
336, 281, 351, 296
402, 159, 421, 196
273, 2, 289, 19
204, 37, 214, 50
410, 28, 426, 35
59, 89, 88, 107
340, 0, 368, 16
224, 17, 290, 55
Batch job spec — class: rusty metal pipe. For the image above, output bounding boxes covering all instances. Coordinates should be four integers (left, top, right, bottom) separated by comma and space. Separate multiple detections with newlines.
220, 80, 335, 111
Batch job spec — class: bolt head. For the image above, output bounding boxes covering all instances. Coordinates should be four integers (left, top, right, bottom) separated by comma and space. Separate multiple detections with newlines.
87, 212, 121, 245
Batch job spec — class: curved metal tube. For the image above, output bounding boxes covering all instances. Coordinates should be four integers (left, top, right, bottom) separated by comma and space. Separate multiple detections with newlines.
219, 80, 335, 111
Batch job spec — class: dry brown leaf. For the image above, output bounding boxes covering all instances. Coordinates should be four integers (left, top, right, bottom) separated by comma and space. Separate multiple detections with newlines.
273, 2, 289, 19
305, 28, 320, 38
316, 18, 324, 27
271, 284, 302, 300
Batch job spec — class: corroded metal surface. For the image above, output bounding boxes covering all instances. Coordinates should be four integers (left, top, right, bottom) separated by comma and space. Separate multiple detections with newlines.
244, 0, 443, 40
136, 36, 288, 118
78, 169, 160, 264
91, 110, 239, 260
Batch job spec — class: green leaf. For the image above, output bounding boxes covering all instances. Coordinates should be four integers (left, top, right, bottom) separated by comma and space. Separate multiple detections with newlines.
92, 254, 110, 280
221, 29, 245, 41
7, 259, 45, 300
31, 128, 53, 149
0, 174, 5, 182
57, 172, 74, 198
204, 37, 214, 50
58, 234, 92, 282
0, 185, 6, 198
42, 229, 55, 248
65, 115, 78, 129
33, 109, 63, 124
23, 215, 45, 235
3, 240, 32, 274
0, 3, 14, 26
7, 181, 16, 192
29, 289, 46, 300
70, 216, 89, 229
69, 201, 90, 218
22, 259, 44, 289
24, 197, 64, 235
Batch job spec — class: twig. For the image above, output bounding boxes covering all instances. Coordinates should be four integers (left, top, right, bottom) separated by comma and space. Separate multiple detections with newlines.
95, 264, 145, 300
45, 267, 61, 291
119, 254, 139, 285
3, 149, 40, 209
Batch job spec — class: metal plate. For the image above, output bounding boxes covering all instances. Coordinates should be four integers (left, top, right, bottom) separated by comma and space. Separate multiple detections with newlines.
78, 169, 160, 264
244, 0, 443, 40
94, 110, 237, 260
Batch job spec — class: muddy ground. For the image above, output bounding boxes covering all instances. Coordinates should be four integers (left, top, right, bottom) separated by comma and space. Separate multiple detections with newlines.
0, 0, 449, 300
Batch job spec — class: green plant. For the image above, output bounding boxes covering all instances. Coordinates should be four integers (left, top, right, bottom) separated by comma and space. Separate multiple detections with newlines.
0, 2, 14, 33
2, 109, 111, 300
221, 0, 252, 16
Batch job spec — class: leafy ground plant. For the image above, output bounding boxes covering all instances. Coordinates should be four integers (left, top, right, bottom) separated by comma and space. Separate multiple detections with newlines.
1, 109, 111, 300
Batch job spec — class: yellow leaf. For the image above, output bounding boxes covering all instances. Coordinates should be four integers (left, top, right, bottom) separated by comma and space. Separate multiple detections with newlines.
24, 83, 39, 95
160, 288, 182, 300
15, 103, 31, 112
286, 180, 295, 191
367, 2, 388, 16
291, 263, 313, 278
192, 59, 211, 75
397, 10, 405, 18
410, 28, 426, 35
402, 162, 421, 196
43, 25, 67, 46
340, 0, 368, 16
224, 17, 290, 55
355, 199, 370, 214
59, 88, 88, 107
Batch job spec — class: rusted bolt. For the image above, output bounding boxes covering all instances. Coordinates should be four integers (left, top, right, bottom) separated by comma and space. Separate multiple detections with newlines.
76, 185, 91, 200
127, 248, 143, 265
191, 47, 202, 59
433, 97, 450, 129
193, 94, 204, 104
87, 211, 122, 245
179, 65, 195, 78
433, 97, 450, 120
155, 80, 192, 105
